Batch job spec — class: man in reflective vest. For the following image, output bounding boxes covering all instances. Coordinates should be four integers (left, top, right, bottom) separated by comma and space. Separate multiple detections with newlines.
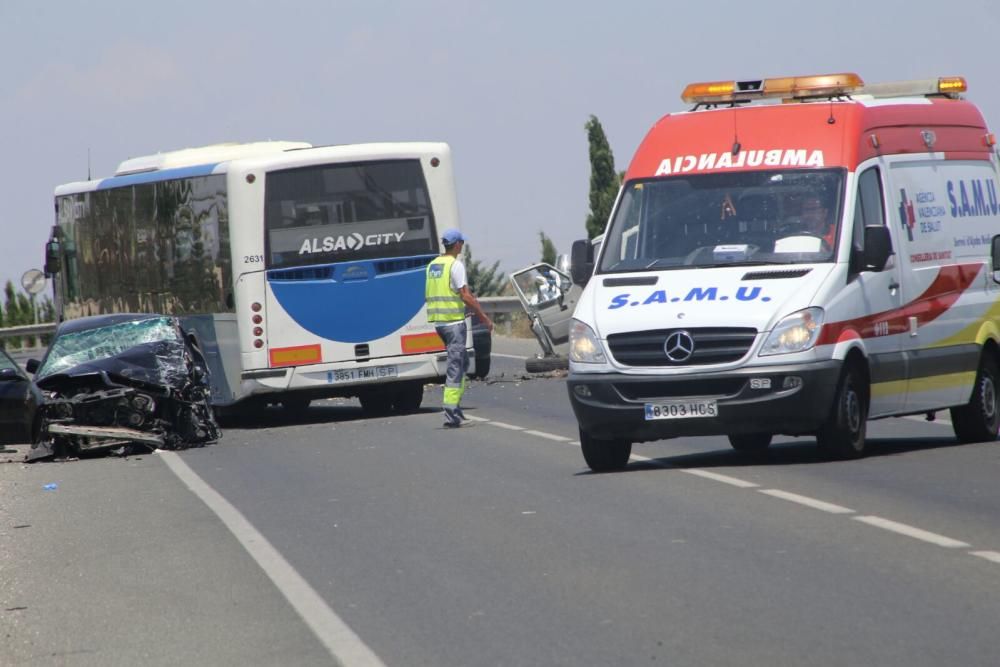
426, 229, 494, 427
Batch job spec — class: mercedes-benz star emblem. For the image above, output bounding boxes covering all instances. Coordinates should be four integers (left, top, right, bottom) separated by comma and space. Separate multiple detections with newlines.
664, 331, 695, 362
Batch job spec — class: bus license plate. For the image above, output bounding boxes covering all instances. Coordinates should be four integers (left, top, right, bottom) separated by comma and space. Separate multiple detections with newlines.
644, 400, 717, 420
329, 366, 399, 383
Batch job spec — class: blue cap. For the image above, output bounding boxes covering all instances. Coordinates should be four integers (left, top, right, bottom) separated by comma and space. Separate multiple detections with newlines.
441, 229, 466, 246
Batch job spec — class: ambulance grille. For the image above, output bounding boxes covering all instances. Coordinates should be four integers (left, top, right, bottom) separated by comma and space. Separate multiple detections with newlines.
614, 378, 746, 400
606, 328, 757, 367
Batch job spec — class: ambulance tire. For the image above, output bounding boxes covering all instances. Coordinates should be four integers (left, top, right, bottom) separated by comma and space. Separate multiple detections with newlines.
817, 362, 869, 459
951, 354, 1000, 444
728, 433, 772, 453
579, 428, 632, 473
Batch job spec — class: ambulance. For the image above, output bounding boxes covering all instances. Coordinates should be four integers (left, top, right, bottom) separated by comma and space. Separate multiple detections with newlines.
566, 73, 1000, 471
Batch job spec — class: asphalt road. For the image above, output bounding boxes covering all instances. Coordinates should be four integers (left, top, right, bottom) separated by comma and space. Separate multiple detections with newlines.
3, 337, 1000, 666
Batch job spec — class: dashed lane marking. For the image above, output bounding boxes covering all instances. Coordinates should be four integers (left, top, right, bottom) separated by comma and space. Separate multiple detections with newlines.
852, 515, 971, 548
468, 414, 999, 566
758, 489, 855, 514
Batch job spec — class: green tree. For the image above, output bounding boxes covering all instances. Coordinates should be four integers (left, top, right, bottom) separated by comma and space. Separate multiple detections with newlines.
539, 232, 557, 265
463, 245, 505, 297
585, 115, 621, 239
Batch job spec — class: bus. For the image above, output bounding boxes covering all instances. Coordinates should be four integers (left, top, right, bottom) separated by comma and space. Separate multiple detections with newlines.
45, 140, 470, 414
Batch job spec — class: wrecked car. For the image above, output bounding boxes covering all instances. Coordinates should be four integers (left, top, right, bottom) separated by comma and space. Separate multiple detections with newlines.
26, 314, 220, 459
0, 346, 42, 445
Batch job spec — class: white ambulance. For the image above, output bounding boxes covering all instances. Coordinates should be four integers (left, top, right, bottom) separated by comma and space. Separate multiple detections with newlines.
566, 73, 1000, 471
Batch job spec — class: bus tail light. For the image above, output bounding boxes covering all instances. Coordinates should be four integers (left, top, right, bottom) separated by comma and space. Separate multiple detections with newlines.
253, 327, 263, 337
254, 339, 264, 349
251, 302, 262, 312
252, 314, 263, 324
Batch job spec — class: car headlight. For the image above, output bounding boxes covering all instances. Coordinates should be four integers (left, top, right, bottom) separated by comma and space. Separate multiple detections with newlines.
569, 319, 607, 364
759, 307, 825, 356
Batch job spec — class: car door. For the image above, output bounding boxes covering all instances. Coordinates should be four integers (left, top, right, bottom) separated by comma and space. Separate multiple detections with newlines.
510, 263, 582, 346
0, 348, 34, 444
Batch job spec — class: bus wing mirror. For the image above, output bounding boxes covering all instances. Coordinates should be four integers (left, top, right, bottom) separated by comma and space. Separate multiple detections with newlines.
862, 226, 892, 272
44, 238, 62, 276
570, 239, 594, 286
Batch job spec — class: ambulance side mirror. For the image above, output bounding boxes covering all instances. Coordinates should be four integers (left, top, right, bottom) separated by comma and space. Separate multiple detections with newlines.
862, 226, 892, 272
570, 239, 594, 287
991, 236, 1000, 283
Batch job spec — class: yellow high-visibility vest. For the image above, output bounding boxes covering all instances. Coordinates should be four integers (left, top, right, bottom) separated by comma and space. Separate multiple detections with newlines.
426, 255, 465, 323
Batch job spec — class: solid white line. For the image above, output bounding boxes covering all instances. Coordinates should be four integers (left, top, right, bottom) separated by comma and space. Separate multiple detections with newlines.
903, 415, 953, 426
464, 415, 490, 423
758, 489, 855, 514
491, 352, 529, 360
680, 468, 760, 488
158, 451, 386, 667
969, 551, 1000, 564
852, 515, 970, 548
523, 429, 573, 442
490, 421, 525, 431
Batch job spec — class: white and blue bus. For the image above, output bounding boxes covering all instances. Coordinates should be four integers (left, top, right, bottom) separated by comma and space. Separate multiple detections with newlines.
47, 141, 470, 413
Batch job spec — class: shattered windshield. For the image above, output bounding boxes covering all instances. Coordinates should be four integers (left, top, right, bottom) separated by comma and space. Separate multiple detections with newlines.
598, 169, 845, 273
36, 317, 181, 380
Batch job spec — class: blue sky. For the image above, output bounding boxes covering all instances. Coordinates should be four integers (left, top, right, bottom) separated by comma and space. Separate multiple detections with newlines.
3, 0, 999, 297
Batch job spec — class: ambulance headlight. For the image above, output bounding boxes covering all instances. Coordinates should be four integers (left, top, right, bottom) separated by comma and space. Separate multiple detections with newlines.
760, 307, 825, 356
569, 319, 607, 364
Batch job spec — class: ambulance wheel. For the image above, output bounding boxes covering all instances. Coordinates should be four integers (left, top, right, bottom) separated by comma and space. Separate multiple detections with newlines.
728, 433, 772, 453
817, 362, 868, 458
579, 428, 632, 472
951, 354, 1000, 443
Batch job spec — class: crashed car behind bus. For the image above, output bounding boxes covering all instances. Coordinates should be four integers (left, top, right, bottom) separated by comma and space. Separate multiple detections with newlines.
26, 314, 220, 459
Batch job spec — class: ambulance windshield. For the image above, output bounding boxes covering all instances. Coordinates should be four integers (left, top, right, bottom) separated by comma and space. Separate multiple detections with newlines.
598, 169, 845, 273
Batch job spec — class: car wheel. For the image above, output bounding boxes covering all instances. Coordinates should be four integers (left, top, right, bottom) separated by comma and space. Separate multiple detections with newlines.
728, 433, 772, 453
817, 362, 868, 458
951, 353, 1000, 443
579, 428, 631, 472
525, 356, 568, 373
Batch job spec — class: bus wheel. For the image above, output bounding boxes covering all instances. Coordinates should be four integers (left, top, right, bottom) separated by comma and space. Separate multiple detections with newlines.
817, 362, 868, 458
951, 353, 1000, 443
728, 433, 772, 453
579, 428, 631, 472
281, 397, 311, 413
394, 383, 424, 413
359, 393, 393, 416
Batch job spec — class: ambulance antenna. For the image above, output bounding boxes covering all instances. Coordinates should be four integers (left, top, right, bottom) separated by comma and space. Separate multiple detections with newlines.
827, 99, 836, 125
731, 112, 741, 156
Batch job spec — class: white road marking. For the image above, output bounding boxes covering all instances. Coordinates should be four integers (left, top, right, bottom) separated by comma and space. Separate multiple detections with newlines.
758, 489, 855, 514
679, 468, 760, 488
490, 421, 525, 431
464, 415, 490, 423
852, 515, 970, 548
523, 429, 573, 442
477, 414, 997, 564
903, 414, 953, 426
491, 352, 529, 360
970, 551, 1000, 564
158, 451, 386, 667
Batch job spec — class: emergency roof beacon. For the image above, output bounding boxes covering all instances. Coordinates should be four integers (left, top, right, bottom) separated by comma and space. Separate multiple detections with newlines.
566, 73, 1000, 471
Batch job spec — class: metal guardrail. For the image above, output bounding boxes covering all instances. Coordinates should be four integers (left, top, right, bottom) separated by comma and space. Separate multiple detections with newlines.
0, 298, 522, 340
0, 322, 57, 339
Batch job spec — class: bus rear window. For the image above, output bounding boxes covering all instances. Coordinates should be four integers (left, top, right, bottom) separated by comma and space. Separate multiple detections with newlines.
265, 159, 437, 268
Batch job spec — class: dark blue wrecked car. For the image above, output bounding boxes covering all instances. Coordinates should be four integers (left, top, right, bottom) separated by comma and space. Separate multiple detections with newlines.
27, 314, 219, 459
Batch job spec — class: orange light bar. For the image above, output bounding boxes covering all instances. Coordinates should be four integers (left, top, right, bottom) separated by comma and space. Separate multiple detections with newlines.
401, 332, 446, 354
682, 72, 863, 104
681, 80, 738, 104
938, 76, 967, 94
764, 73, 863, 98
269, 344, 322, 367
